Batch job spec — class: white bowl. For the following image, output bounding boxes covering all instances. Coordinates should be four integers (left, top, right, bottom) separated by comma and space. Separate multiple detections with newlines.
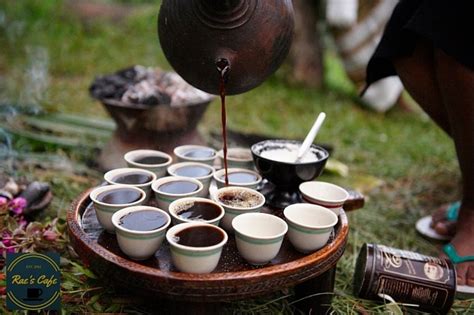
174, 145, 216, 165
166, 222, 228, 273
213, 168, 262, 189
217, 147, 254, 170
112, 206, 171, 260
89, 185, 146, 233
124, 149, 173, 178
104, 167, 157, 199
213, 186, 265, 232
167, 162, 215, 197
283, 203, 338, 253
151, 176, 203, 211
232, 213, 287, 265
168, 197, 224, 226
299, 181, 349, 215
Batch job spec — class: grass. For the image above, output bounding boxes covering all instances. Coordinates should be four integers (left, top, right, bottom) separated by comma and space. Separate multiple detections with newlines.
1, 0, 472, 313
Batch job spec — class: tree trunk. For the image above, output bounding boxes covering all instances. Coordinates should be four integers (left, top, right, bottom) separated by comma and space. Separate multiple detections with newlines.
288, 0, 323, 88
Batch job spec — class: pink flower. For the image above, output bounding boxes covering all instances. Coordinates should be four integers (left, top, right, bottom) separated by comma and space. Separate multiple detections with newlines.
9, 197, 27, 215
0, 232, 14, 255
0, 197, 7, 207
42, 230, 58, 242
18, 217, 28, 228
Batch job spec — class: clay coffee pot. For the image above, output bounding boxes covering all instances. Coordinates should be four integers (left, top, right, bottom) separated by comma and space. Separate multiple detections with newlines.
158, 0, 294, 95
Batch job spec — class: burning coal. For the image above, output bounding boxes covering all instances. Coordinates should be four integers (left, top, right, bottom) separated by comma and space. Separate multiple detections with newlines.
89, 65, 211, 107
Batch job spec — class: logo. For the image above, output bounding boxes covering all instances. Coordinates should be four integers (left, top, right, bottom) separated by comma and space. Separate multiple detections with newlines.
424, 262, 444, 281
6, 253, 61, 311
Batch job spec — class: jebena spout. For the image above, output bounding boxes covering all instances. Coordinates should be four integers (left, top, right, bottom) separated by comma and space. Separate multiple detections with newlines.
158, 0, 294, 95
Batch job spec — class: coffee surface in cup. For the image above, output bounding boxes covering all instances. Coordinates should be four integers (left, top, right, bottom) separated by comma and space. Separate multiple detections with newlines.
176, 201, 221, 221
97, 188, 142, 204
119, 210, 168, 231
184, 149, 215, 158
159, 181, 199, 194
134, 156, 169, 165
174, 225, 224, 247
218, 191, 262, 208
220, 172, 258, 183
174, 165, 211, 177
113, 173, 152, 184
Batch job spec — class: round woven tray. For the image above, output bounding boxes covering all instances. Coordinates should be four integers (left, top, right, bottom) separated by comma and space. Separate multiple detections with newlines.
67, 189, 349, 302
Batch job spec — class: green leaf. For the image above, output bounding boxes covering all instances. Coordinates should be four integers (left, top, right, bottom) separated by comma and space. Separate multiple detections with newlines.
70, 261, 97, 279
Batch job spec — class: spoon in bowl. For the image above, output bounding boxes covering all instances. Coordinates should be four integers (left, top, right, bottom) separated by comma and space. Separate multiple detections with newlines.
295, 112, 326, 163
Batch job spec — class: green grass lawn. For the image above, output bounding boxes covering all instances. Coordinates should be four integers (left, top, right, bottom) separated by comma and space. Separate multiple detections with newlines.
1, 0, 473, 313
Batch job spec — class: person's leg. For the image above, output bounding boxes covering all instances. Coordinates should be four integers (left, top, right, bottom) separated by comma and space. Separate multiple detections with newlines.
394, 39, 457, 236
434, 48, 474, 286
393, 40, 452, 136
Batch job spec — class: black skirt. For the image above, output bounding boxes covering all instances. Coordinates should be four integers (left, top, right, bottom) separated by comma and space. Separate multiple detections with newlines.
365, 0, 474, 88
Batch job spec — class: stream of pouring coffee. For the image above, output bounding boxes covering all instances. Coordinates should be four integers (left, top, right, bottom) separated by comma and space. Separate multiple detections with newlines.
216, 58, 230, 186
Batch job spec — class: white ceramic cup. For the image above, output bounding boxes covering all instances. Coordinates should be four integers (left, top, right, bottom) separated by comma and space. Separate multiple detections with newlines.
213, 168, 262, 190
104, 167, 157, 199
213, 186, 265, 232
151, 176, 203, 211
89, 185, 146, 233
283, 203, 338, 253
112, 206, 171, 260
124, 149, 173, 178
166, 222, 228, 274
232, 213, 288, 265
168, 197, 225, 226
217, 147, 254, 170
299, 181, 349, 215
174, 145, 217, 165
167, 162, 215, 197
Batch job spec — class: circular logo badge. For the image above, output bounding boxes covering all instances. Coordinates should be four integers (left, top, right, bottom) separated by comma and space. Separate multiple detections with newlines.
424, 262, 444, 281
6, 253, 61, 311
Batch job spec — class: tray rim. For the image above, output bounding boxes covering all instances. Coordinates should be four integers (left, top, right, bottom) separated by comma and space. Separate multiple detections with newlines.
67, 188, 348, 298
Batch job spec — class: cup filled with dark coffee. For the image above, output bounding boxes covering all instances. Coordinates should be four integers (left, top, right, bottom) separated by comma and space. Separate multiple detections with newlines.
217, 147, 254, 170
168, 197, 224, 226
213, 186, 265, 231
124, 149, 173, 178
166, 222, 228, 273
152, 176, 203, 211
213, 168, 262, 189
174, 145, 216, 165
104, 167, 157, 199
167, 162, 215, 197
90, 185, 147, 233
112, 205, 171, 260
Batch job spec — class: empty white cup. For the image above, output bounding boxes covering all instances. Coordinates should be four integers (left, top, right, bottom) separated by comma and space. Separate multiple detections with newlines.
299, 181, 349, 215
283, 203, 338, 253
232, 213, 288, 265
